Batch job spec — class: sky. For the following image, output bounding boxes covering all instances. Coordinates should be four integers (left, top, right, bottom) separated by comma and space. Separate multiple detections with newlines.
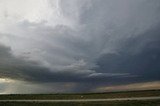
0, 0, 160, 94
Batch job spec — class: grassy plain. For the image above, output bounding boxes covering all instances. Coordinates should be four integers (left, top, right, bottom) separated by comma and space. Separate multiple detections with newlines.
0, 90, 160, 106
0, 90, 160, 100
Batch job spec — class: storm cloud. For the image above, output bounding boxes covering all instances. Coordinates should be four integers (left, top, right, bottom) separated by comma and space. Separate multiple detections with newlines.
0, 0, 160, 93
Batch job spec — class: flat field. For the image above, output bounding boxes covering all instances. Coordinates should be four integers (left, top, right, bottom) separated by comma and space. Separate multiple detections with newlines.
0, 100, 160, 106
0, 90, 160, 106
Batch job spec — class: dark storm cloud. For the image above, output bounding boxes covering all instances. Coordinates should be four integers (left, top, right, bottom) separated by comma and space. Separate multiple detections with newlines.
0, 43, 126, 83
0, 43, 52, 82
0, 0, 160, 93
96, 23, 160, 84
0, 43, 80, 82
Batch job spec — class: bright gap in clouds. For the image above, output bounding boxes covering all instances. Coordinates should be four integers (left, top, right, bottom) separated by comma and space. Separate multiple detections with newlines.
0, 0, 160, 93
0, 0, 75, 33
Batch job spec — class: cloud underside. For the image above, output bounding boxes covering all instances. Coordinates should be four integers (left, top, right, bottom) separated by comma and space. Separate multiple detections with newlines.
0, 0, 160, 93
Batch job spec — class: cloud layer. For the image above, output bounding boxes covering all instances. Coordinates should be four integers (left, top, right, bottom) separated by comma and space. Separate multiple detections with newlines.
0, 0, 160, 93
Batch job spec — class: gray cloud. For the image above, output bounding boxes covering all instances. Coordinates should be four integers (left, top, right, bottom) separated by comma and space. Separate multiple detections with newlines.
0, 0, 160, 93
0, 43, 126, 84
96, 24, 160, 84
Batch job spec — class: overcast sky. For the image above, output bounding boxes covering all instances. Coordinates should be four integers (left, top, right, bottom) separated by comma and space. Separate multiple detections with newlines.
0, 0, 160, 94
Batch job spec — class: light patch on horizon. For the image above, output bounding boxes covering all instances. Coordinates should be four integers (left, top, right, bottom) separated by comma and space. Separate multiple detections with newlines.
0, 78, 15, 94
0, 78, 76, 94
0, 78, 14, 83
94, 81, 160, 92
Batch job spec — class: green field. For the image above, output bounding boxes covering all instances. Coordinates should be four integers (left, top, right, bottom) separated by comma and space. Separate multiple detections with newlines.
0, 90, 160, 106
